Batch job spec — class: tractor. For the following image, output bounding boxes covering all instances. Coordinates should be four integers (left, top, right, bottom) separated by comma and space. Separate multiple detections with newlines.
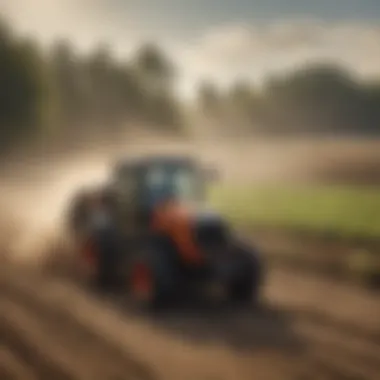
66, 155, 264, 309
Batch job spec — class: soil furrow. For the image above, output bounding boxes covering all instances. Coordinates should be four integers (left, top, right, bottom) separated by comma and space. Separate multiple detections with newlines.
0, 344, 37, 380
0, 298, 92, 380
1, 262, 379, 380
1, 279, 158, 380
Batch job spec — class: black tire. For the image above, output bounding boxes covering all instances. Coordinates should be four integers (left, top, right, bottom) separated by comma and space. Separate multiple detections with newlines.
77, 228, 121, 293
228, 244, 263, 307
128, 242, 180, 310
95, 227, 122, 291
67, 192, 90, 236
75, 236, 98, 288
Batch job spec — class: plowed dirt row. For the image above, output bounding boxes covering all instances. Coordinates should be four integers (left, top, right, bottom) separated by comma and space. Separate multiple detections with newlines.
1, 265, 379, 380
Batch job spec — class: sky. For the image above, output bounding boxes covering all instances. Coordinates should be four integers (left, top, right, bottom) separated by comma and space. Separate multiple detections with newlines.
1, 0, 380, 98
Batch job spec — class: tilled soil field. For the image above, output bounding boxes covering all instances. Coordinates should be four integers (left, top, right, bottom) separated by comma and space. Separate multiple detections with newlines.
1, 136, 379, 380
1, 263, 379, 380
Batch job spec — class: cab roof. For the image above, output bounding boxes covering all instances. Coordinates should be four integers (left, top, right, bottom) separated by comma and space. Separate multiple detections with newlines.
114, 154, 200, 173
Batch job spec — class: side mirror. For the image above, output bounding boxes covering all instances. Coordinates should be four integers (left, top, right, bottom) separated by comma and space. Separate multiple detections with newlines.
203, 166, 220, 182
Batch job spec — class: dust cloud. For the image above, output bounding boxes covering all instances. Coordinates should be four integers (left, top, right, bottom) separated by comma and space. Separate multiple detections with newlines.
0, 129, 379, 268
0, 128, 197, 267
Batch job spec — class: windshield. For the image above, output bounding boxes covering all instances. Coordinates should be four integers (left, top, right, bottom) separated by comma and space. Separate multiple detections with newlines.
143, 164, 200, 205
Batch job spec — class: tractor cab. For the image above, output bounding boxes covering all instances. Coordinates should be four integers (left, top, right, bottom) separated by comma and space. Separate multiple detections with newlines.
110, 155, 213, 222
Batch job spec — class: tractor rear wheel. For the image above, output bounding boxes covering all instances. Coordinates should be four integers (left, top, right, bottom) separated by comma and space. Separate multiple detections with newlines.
76, 237, 100, 288
78, 228, 121, 293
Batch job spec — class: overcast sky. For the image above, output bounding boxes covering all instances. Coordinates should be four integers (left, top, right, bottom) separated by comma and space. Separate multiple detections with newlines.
1, 0, 380, 97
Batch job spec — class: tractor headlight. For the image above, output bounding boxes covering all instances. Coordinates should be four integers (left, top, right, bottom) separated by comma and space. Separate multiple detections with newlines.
193, 219, 229, 250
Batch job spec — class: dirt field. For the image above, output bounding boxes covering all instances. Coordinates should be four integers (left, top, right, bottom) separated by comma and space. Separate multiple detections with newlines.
1, 136, 380, 380
194, 137, 380, 185
1, 261, 379, 380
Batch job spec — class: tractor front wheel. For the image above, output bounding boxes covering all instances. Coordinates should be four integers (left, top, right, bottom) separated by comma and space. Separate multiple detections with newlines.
129, 245, 180, 310
228, 245, 263, 307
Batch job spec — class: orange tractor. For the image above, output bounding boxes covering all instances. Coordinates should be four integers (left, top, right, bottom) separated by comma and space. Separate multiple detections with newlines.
66, 155, 264, 309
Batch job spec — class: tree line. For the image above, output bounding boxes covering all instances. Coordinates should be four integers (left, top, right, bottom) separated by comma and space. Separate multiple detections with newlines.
197, 66, 380, 137
0, 18, 183, 156
1, 17, 380, 156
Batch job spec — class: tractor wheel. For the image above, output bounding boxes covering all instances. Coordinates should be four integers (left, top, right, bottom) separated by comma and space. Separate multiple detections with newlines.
228, 245, 263, 307
78, 229, 121, 293
77, 237, 100, 289
129, 245, 180, 310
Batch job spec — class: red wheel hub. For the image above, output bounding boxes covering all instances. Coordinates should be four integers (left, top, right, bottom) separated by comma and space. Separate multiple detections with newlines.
131, 262, 153, 299
83, 240, 96, 265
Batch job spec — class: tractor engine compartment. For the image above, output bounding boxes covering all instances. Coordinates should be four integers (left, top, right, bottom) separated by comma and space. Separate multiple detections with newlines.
193, 218, 229, 250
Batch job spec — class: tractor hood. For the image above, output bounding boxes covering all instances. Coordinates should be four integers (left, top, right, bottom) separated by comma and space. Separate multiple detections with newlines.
152, 200, 224, 227
151, 200, 230, 264
151, 200, 229, 245
187, 204, 224, 225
